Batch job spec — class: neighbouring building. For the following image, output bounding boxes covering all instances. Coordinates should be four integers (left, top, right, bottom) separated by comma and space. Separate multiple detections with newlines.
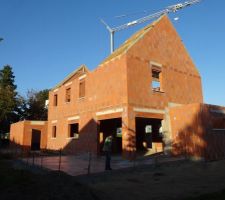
10, 15, 225, 160
10, 120, 47, 151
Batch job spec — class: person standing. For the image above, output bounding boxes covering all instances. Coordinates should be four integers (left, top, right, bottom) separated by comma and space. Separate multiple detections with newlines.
103, 135, 113, 170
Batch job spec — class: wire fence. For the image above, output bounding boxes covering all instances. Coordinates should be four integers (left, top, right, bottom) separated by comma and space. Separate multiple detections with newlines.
0, 147, 101, 175
0, 146, 190, 176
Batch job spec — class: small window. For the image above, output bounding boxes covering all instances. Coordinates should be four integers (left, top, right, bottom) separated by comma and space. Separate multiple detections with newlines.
68, 123, 79, 138
54, 94, 58, 106
52, 126, 57, 138
152, 67, 162, 92
116, 128, 122, 138
65, 88, 71, 102
79, 79, 85, 98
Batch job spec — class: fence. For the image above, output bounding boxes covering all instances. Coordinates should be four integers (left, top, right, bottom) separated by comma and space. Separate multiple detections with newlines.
0, 146, 189, 176
0, 147, 99, 175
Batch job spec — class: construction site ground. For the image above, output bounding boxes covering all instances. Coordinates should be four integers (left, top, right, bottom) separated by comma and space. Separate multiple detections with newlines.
77, 159, 225, 200
1, 152, 225, 200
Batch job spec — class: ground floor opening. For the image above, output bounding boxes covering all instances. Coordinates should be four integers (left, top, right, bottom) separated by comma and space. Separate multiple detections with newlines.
135, 117, 163, 154
31, 129, 41, 151
99, 118, 122, 155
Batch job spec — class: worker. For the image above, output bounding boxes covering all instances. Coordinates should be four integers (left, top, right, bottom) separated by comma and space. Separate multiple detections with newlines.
103, 135, 113, 170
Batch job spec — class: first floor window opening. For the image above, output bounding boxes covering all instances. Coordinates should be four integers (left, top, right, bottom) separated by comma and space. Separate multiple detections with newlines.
52, 126, 57, 138
68, 123, 79, 138
65, 87, 71, 102
79, 79, 85, 98
54, 94, 58, 106
152, 68, 161, 92
151, 63, 163, 92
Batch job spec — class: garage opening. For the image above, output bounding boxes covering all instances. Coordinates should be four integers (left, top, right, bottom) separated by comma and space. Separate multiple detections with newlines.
31, 129, 41, 151
136, 117, 163, 154
99, 118, 122, 154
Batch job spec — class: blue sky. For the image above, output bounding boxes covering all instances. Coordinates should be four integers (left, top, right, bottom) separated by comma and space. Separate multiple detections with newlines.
0, 0, 224, 106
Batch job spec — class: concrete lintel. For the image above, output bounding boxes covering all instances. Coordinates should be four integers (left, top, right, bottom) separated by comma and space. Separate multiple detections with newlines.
51, 120, 58, 124
133, 107, 165, 114
79, 74, 87, 80
65, 81, 72, 87
30, 121, 45, 125
150, 61, 162, 68
67, 116, 80, 121
53, 88, 59, 93
168, 102, 183, 108
96, 107, 123, 116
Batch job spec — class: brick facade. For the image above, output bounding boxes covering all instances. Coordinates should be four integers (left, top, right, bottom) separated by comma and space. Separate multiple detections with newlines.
9, 15, 225, 160
170, 104, 225, 160
46, 15, 203, 157
10, 121, 47, 150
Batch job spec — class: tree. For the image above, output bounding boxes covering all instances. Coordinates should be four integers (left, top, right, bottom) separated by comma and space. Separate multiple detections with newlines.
0, 65, 49, 137
15, 94, 29, 120
24, 89, 49, 120
0, 65, 18, 135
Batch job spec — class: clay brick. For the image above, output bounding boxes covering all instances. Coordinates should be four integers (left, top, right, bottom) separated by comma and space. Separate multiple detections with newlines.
10, 15, 224, 160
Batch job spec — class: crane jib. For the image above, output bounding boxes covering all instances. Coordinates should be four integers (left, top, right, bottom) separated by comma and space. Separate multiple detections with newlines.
101, 0, 202, 53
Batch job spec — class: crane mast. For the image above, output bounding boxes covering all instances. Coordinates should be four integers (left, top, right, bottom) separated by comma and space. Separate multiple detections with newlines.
101, 0, 201, 53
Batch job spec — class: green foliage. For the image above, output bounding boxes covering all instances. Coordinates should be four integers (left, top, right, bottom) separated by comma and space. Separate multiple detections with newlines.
0, 65, 49, 135
0, 65, 18, 134
0, 65, 16, 90
23, 89, 49, 120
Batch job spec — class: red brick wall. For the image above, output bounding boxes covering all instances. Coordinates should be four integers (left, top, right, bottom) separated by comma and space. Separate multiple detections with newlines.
201, 105, 225, 160
47, 55, 128, 153
10, 121, 48, 150
169, 103, 204, 158
126, 15, 203, 109
10, 121, 25, 147
46, 15, 204, 156
169, 104, 225, 160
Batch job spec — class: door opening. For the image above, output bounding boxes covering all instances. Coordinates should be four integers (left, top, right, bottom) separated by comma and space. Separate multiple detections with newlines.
99, 118, 122, 154
136, 117, 163, 154
31, 129, 41, 151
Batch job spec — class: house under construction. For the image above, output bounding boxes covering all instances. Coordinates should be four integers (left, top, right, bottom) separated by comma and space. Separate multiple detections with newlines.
10, 15, 225, 160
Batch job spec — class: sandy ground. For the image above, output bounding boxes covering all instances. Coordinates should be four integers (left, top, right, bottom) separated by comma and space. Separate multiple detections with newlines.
77, 159, 225, 200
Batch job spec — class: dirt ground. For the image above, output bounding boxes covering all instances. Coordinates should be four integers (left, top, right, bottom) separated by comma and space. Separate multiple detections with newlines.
77, 159, 225, 200
2, 152, 225, 200
0, 160, 97, 200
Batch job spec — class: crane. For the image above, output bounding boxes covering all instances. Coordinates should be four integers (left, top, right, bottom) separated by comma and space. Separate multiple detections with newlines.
101, 0, 202, 53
